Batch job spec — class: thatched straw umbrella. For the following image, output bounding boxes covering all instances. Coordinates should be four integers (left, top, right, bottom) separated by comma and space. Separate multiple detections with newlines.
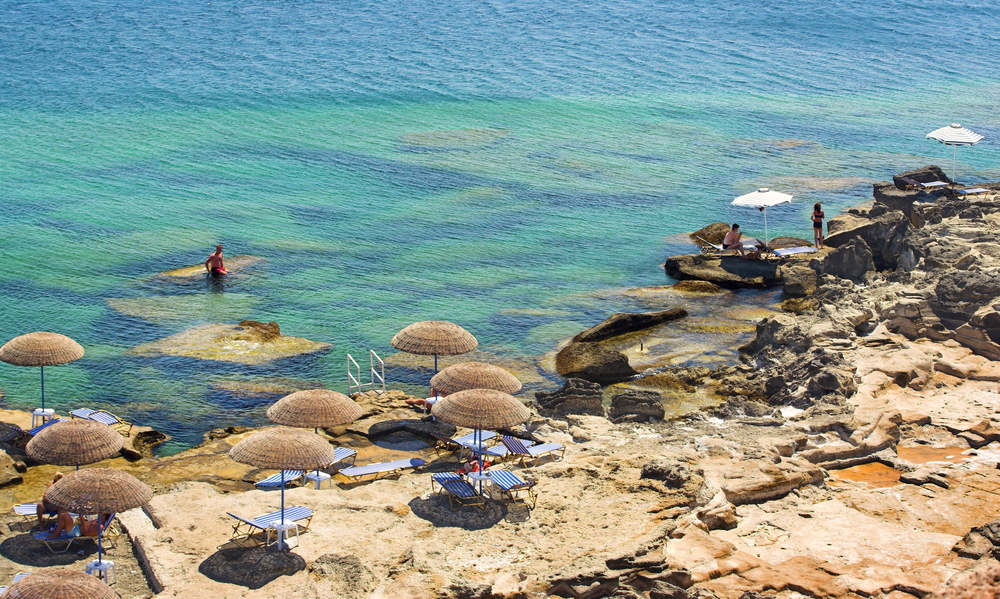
230, 427, 336, 550
390, 321, 477, 373
0, 332, 84, 411
45, 468, 153, 566
432, 388, 531, 471
430, 362, 522, 396
1, 568, 118, 599
266, 390, 363, 430
26, 419, 124, 469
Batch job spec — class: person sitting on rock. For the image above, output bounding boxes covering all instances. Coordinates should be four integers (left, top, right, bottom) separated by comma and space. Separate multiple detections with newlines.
722, 224, 745, 257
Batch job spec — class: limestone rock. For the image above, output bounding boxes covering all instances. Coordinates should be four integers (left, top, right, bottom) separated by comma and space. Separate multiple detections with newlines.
690, 222, 732, 246
535, 378, 605, 417
820, 237, 874, 283
720, 459, 824, 505
308, 554, 377, 599
779, 264, 818, 297
0, 448, 23, 488
663, 254, 781, 289
555, 343, 637, 384
574, 309, 689, 343
673, 280, 724, 294
609, 389, 665, 423
929, 562, 1000, 599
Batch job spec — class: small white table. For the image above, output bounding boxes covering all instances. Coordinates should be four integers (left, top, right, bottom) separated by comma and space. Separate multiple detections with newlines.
264, 520, 300, 549
31, 408, 54, 428
303, 471, 332, 490
85, 559, 116, 585
466, 471, 493, 496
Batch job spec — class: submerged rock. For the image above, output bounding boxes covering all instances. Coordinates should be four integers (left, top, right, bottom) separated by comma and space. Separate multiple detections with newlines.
573, 309, 689, 343
128, 320, 331, 365
157, 255, 265, 278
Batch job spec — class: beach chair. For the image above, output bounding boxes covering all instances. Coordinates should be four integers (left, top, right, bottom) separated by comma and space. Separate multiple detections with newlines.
71, 408, 133, 437
228, 506, 314, 546
954, 187, 990, 196
254, 470, 305, 489
901, 177, 948, 191
490, 469, 539, 508
499, 435, 565, 467
438, 479, 487, 511
766, 246, 818, 264
0, 572, 31, 594
339, 458, 426, 483
431, 431, 497, 458
695, 236, 759, 257
13, 503, 52, 528
483, 438, 536, 462
32, 513, 117, 554
27, 418, 64, 436
430, 471, 464, 493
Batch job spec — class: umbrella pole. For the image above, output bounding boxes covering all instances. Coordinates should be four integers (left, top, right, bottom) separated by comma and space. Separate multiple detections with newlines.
763, 207, 769, 249
278, 474, 287, 551
953, 145, 958, 185
97, 528, 104, 565
39, 366, 45, 411
313, 428, 322, 490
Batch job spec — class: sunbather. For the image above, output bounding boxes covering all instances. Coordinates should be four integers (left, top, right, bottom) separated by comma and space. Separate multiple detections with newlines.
722, 224, 745, 257
455, 457, 490, 475
46, 509, 79, 539
36, 472, 64, 527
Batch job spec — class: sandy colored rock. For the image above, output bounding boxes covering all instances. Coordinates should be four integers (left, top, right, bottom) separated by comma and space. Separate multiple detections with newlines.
128, 321, 331, 364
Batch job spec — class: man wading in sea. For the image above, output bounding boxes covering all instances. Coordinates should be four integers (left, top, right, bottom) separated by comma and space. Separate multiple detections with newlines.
205, 245, 229, 276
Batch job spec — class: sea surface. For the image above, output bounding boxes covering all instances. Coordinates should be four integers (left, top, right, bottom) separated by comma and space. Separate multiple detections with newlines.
1, 0, 998, 453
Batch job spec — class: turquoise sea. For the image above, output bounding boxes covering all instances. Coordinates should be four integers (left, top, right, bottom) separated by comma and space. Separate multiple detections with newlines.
1, 0, 998, 452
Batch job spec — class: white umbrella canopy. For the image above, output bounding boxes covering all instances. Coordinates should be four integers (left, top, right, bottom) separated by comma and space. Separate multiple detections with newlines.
731, 188, 793, 247
926, 123, 984, 184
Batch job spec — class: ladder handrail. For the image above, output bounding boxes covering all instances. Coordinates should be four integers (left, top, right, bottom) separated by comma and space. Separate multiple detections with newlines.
369, 350, 385, 394
346, 353, 363, 395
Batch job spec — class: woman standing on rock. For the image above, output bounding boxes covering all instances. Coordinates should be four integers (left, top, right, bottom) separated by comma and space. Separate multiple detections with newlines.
812, 203, 825, 248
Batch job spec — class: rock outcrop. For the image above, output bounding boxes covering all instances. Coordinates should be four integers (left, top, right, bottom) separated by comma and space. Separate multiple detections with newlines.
536, 378, 605, 416
609, 389, 665, 423
555, 342, 637, 384
128, 320, 331, 365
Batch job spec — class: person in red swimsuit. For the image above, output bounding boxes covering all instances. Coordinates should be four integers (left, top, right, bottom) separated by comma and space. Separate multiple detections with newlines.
205, 245, 229, 276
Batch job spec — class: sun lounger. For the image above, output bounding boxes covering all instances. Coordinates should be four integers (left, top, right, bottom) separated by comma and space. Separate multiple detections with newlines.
954, 187, 990, 196
500, 435, 565, 467
228, 506, 314, 546
483, 438, 535, 462
490, 469, 539, 508
438, 479, 487, 511
339, 458, 426, 483
901, 177, 948, 191
32, 513, 117, 553
431, 431, 497, 458
254, 470, 305, 488
430, 472, 464, 493
70, 408, 133, 437
27, 418, 64, 436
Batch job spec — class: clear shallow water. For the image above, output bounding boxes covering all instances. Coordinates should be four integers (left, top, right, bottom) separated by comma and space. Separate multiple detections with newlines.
1, 0, 998, 452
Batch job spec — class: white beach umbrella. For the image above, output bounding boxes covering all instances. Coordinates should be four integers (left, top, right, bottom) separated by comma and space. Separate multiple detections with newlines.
926, 123, 984, 184
731, 188, 793, 248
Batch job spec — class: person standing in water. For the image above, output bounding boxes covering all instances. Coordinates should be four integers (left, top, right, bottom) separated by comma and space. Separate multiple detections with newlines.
205, 245, 229, 276
812, 203, 825, 248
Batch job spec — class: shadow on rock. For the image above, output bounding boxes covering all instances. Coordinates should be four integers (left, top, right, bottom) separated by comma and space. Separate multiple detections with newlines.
408, 495, 506, 530
199, 546, 306, 589
0, 534, 98, 567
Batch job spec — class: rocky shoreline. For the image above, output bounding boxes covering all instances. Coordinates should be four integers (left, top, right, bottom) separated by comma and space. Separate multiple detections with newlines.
3, 166, 1000, 598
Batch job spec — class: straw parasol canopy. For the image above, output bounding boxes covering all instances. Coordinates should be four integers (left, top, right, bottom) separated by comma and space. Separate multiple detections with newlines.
430, 362, 522, 396
0, 332, 84, 367
266, 389, 364, 429
230, 427, 337, 471
45, 468, 152, 515
391, 321, 478, 357
431, 388, 530, 431
0, 332, 84, 411
27, 419, 124, 467
1, 568, 118, 599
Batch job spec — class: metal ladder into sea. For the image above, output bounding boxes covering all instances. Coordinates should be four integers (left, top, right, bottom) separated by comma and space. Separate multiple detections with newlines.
346, 350, 386, 395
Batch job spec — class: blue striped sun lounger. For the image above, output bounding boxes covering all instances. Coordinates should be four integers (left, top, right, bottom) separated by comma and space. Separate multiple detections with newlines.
490, 469, 539, 508
430, 472, 464, 493
27, 418, 65, 436
484, 438, 535, 461
255, 470, 305, 488
228, 506, 314, 545
500, 435, 565, 467
955, 187, 990, 196
439, 479, 486, 511
70, 408, 133, 436
339, 458, 426, 483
